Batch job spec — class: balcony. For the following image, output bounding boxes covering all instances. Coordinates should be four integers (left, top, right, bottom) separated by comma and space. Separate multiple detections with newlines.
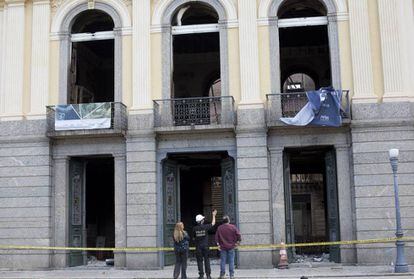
266, 90, 350, 127
153, 96, 236, 132
46, 102, 127, 138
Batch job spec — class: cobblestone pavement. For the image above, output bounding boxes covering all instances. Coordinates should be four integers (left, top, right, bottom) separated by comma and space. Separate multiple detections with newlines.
0, 264, 414, 279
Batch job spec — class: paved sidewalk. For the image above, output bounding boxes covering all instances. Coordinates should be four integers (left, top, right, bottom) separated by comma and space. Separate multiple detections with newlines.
1, 264, 414, 279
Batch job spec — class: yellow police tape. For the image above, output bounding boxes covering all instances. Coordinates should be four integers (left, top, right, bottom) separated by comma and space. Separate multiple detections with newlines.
0, 236, 413, 252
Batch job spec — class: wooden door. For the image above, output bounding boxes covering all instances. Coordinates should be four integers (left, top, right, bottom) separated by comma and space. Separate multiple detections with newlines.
325, 150, 341, 263
283, 152, 295, 259
163, 160, 179, 265
69, 159, 86, 266
221, 158, 236, 223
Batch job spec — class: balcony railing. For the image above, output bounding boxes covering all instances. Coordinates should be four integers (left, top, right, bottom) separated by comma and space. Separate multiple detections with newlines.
153, 96, 236, 129
266, 90, 350, 126
46, 102, 127, 137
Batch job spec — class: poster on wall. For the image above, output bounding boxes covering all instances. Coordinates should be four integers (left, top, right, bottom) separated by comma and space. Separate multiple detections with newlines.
55, 103, 112, 131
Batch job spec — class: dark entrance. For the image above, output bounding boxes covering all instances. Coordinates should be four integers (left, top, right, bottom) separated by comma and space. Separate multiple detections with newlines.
163, 152, 236, 265
69, 157, 115, 266
283, 148, 340, 263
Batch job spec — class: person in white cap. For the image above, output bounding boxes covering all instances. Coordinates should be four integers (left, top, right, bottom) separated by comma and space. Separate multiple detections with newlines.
193, 209, 217, 279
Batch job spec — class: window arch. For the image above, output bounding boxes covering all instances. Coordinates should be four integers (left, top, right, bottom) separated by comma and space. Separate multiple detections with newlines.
69, 10, 115, 104
268, 0, 342, 94
56, 2, 124, 104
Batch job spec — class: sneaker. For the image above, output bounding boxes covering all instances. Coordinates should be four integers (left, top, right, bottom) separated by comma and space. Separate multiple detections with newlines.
206, 275, 212, 279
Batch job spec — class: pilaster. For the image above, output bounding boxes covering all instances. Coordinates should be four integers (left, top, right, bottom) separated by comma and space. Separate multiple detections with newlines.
238, 0, 261, 104
348, 0, 377, 103
52, 156, 69, 268
0, 3, 5, 116
131, 0, 152, 112
269, 147, 284, 262
114, 154, 127, 267
28, 0, 50, 118
378, 0, 413, 102
1, 0, 26, 120
125, 133, 158, 268
335, 144, 357, 263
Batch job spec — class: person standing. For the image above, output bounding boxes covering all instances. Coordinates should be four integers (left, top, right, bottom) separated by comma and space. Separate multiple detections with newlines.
173, 222, 190, 279
215, 215, 241, 279
193, 209, 217, 279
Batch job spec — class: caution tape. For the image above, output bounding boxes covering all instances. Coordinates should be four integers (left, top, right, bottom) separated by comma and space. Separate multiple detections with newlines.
0, 237, 413, 253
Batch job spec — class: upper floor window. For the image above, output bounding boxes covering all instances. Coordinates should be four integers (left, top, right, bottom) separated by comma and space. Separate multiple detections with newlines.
69, 10, 115, 104
278, 0, 332, 92
171, 3, 221, 99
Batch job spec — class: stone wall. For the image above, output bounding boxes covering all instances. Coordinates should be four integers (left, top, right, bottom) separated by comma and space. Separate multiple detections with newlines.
352, 102, 414, 264
0, 120, 52, 269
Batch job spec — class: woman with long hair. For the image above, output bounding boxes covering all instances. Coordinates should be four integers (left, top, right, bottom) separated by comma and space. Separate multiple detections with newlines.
173, 222, 190, 279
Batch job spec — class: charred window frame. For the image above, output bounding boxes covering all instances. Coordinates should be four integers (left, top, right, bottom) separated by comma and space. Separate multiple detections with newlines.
161, 0, 230, 100
58, 3, 123, 104
268, 0, 341, 94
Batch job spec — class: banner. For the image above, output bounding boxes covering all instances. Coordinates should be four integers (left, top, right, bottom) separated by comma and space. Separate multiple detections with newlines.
55, 103, 112, 131
280, 88, 343, 127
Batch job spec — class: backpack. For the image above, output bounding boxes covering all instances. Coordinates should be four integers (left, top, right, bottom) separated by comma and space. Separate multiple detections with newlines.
174, 231, 189, 252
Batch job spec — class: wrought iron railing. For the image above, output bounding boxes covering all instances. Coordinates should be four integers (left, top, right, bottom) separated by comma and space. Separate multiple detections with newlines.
266, 90, 350, 124
46, 102, 127, 135
153, 96, 235, 128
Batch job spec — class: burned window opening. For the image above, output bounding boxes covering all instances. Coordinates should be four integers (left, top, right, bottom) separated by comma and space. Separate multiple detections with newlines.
172, 3, 218, 26
71, 10, 114, 34
278, 0, 327, 19
279, 25, 331, 92
69, 10, 115, 104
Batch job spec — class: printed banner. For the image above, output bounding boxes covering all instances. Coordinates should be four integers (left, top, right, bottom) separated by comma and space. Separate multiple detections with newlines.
55, 103, 112, 131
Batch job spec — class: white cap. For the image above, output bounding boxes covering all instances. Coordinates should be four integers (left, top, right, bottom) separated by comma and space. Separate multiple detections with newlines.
195, 214, 205, 223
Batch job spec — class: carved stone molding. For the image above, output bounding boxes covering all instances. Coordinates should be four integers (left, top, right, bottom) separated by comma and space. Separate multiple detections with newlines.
51, 0, 63, 12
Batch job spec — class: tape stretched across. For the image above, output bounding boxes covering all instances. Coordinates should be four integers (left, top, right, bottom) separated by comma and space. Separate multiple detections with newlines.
0, 236, 413, 252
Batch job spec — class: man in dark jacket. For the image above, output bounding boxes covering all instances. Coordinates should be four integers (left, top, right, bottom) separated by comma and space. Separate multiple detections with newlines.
215, 215, 241, 279
193, 209, 217, 279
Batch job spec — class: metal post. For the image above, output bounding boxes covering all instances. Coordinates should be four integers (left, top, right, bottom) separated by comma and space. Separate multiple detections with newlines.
389, 149, 409, 273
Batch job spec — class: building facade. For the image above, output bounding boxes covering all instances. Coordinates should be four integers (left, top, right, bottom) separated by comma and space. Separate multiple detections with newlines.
0, 0, 414, 270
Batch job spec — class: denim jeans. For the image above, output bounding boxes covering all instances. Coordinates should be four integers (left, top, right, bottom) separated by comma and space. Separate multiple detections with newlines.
220, 249, 235, 277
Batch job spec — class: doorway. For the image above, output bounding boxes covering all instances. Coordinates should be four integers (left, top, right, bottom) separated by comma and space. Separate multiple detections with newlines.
283, 148, 340, 263
162, 152, 236, 265
69, 157, 115, 266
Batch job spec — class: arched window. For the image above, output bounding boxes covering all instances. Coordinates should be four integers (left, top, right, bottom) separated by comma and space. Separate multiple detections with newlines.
278, 0, 332, 92
69, 10, 115, 104
171, 3, 220, 99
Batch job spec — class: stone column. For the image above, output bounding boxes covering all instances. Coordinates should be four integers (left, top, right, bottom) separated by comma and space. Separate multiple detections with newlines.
125, 132, 158, 268
335, 145, 356, 263
52, 157, 69, 268
2, 0, 26, 120
236, 129, 273, 268
378, 0, 413, 101
0, 3, 4, 115
348, 0, 376, 103
131, 0, 152, 111
114, 154, 127, 267
269, 147, 285, 258
28, 0, 50, 118
238, 0, 261, 104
